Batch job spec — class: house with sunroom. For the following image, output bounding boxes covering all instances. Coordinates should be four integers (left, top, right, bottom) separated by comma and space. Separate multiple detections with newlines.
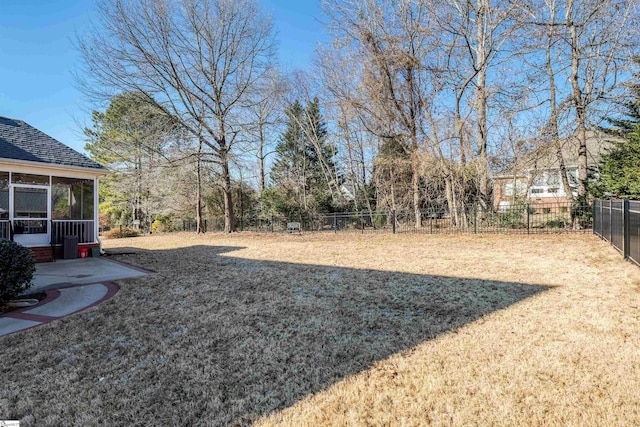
0, 116, 108, 262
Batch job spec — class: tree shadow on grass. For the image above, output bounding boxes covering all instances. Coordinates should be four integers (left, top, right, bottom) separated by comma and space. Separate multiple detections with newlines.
3, 245, 552, 426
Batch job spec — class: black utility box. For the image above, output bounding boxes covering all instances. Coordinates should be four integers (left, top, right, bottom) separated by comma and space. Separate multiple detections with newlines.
63, 235, 78, 259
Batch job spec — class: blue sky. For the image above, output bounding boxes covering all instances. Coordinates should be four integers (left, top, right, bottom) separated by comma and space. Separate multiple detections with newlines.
0, 0, 323, 154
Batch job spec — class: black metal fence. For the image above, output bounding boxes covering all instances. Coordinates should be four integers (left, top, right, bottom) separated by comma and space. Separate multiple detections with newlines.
593, 199, 640, 266
182, 201, 592, 235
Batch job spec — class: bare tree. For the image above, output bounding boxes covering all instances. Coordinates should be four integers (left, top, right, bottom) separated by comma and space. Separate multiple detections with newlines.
563, 0, 638, 201
433, 0, 521, 211
518, 0, 639, 208
322, 0, 441, 226
245, 68, 288, 192
78, 0, 276, 232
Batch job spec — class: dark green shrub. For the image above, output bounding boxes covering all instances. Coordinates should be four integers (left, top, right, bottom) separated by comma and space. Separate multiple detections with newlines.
493, 204, 527, 229
0, 240, 36, 303
545, 218, 569, 229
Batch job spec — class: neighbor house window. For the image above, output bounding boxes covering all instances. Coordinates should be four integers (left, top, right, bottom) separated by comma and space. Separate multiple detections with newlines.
504, 182, 515, 196
568, 168, 579, 187
498, 201, 510, 212
51, 177, 94, 220
504, 181, 527, 196
532, 174, 545, 186
0, 172, 8, 219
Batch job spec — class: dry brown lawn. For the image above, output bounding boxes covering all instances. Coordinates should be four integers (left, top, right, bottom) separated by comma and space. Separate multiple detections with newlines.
1, 232, 639, 426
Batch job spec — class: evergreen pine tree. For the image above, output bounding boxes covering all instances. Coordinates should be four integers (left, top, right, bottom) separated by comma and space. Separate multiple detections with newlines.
265, 98, 338, 216
594, 129, 640, 198
596, 58, 640, 199
604, 57, 640, 137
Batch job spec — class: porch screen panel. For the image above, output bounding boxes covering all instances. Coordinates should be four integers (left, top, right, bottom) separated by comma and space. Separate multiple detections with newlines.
0, 172, 8, 240
52, 177, 95, 220
13, 187, 48, 235
51, 177, 95, 244
0, 172, 8, 220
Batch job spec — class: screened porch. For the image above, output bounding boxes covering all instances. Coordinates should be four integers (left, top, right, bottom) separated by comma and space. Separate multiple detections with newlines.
0, 171, 98, 247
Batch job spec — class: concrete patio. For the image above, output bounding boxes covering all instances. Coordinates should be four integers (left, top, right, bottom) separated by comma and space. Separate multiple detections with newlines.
1, 257, 147, 336
31, 256, 148, 292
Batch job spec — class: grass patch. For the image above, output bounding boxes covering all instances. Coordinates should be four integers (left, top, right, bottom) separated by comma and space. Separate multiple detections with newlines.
1, 233, 639, 426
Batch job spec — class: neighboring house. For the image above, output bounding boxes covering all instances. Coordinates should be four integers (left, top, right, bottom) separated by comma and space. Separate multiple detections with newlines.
0, 116, 108, 262
493, 131, 615, 211
339, 183, 356, 201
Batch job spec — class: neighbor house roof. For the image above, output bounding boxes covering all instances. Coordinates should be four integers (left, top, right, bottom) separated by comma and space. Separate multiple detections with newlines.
494, 130, 618, 179
0, 116, 106, 171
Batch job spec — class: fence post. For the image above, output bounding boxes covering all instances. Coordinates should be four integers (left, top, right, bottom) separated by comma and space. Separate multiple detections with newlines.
271, 215, 274, 233
204, 219, 207, 233
609, 200, 613, 243
624, 198, 631, 260
430, 216, 433, 234
392, 210, 396, 234
526, 203, 530, 235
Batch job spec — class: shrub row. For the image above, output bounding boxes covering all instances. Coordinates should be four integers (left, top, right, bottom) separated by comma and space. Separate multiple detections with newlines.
103, 227, 141, 239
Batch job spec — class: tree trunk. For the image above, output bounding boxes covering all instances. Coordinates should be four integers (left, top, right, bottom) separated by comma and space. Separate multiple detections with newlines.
258, 124, 266, 192
406, 60, 421, 228
135, 153, 142, 230
195, 139, 204, 233
545, 8, 573, 200
220, 146, 235, 233
412, 156, 421, 228
476, 0, 490, 212
445, 175, 459, 227
567, 0, 588, 200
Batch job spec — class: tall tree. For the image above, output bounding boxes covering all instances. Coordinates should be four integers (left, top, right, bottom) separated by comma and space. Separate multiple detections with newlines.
562, 0, 638, 202
593, 127, 640, 198
79, 0, 276, 232
604, 56, 640, 137
246, 69, 288, 192
322, 0, 439, 226
84, 92, 175, 231
268, 99, 337, 215
595, 57, 640, 198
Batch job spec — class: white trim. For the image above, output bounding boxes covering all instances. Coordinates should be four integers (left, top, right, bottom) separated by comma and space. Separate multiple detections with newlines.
8, 173, 13, 229
11, 182, 49, 188
0, 158, 108, 177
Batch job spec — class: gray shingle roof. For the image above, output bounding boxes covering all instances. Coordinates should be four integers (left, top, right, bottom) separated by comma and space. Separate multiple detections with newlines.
0, 116, 106, 171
